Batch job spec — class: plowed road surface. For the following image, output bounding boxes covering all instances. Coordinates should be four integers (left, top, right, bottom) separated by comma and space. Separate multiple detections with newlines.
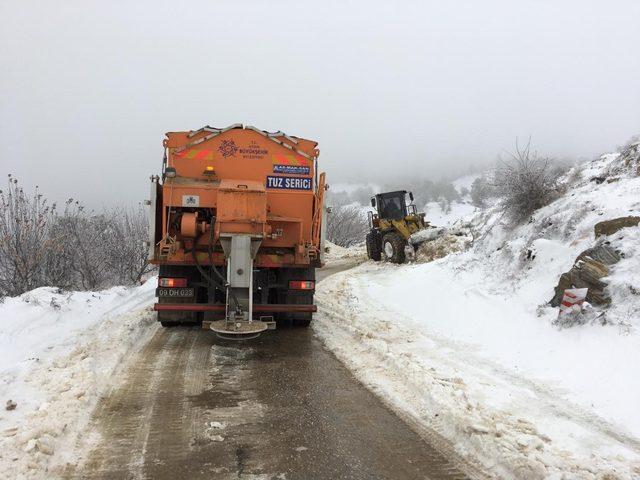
67, 265, 468, 480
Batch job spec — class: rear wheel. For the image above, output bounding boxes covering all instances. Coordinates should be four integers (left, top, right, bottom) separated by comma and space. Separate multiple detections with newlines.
160, 320, 179, 328
382, 232, 406, 264
366, 231, 382, 261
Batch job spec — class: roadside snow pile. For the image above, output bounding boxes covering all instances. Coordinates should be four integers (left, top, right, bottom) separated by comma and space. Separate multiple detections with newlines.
410, 227, 473, 263
415, 233, 471, 263
315, 149, 640, 478
323, 241, 367, 263
0, 280, 157, 478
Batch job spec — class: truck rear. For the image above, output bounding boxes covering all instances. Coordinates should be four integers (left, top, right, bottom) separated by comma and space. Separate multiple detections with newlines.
147, 124, 327, 337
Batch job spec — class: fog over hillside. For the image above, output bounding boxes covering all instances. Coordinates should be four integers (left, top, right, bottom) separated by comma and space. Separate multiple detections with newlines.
1, 1, 640, 207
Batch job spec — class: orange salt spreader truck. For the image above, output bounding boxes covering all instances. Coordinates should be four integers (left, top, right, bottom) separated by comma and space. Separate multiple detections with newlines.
146, 124, 327, 339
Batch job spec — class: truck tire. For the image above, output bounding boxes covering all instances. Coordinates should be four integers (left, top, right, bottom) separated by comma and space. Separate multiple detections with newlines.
382, 232, 406, 264
366, 231, 382, 261
160, 320, 179, 328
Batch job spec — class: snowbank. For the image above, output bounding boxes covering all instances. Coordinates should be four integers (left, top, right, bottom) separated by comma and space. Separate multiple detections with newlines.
315, 150, 640, 478
0, 280, 158, 478
323, 241, 367, 264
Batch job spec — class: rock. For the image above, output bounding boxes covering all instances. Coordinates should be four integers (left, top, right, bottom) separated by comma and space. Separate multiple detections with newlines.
5, 399, 17, 411
551, 245, 620, 307
576, 245, 621, 265
594, 216, 640, 237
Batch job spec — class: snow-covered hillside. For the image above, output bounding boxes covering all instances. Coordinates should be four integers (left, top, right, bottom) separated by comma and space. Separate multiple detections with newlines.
0, 281, 157, 478
315, 146, 640, 479
424, 173, 479, 227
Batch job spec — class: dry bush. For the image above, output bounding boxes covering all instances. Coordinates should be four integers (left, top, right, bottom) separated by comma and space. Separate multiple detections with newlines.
0, 176, 57, 296
0, 176, 152, 296
493, 141, 562, 223
102, 205, 153, 285
326, 204, 368, 248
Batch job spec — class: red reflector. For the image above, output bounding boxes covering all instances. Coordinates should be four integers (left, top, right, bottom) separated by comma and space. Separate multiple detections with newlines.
158, 277, 188, 288
289, 280, 315, 290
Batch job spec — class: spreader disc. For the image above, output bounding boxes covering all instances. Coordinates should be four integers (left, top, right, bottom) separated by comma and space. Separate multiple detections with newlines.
209, 319, 269, 340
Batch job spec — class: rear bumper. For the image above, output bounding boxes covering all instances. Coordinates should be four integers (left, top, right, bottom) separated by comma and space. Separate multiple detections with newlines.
153, 303, 317, 313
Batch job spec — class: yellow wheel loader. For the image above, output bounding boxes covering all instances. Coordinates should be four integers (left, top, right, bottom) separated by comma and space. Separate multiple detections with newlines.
365, 190, 428, 264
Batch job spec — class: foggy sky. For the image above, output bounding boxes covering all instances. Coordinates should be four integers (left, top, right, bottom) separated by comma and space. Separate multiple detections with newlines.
1, 1, 639, 208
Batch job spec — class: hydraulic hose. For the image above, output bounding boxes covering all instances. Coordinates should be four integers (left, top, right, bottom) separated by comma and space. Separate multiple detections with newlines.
191, 226, 241, 311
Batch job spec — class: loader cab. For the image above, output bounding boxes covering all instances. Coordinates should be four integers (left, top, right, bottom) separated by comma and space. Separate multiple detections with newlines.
370, 190, 414, 220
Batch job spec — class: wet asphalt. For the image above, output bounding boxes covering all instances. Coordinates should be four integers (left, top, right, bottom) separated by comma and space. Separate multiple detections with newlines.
67, 265, 469, 480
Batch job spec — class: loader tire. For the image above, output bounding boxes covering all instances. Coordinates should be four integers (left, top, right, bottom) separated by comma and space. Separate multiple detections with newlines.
366, 231, 382, 261
382, 232, 406, 264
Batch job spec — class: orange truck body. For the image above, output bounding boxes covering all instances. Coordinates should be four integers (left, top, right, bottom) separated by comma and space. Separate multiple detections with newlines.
148, 124, 326, 326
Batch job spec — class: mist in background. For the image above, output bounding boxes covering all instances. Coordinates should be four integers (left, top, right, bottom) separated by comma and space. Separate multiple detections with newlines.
1, 0, 639, 207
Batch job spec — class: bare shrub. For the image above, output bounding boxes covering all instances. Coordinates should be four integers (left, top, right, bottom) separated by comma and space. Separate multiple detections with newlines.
0, 176, 152, 296
102, 205, 153, 285
53, 202, 112, 290
493, 142, 562, 223
0, 176, 57, 296
326, 205, 368, 247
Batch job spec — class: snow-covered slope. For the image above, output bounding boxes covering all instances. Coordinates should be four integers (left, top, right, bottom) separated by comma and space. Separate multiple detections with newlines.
315, 148, 640, 479
0, 280, 158, 478
424, 173, 480, 227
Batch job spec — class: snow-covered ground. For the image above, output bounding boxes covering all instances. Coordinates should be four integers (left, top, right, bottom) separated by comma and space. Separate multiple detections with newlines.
424, 173, 480, 227
323, 241, 367, 264
0, 280, 157, 478
424, 200, 477, 227
315, 150, 640, 478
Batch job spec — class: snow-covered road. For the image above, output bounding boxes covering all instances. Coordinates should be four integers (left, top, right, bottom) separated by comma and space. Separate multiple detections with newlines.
0, 282, 158, 478
314, 262, 640, 479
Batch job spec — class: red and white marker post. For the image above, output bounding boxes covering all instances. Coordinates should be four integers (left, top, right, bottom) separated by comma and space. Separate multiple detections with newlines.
558, 288, 589, 318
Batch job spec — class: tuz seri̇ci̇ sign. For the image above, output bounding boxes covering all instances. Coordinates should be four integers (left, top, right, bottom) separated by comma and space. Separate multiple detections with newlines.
266, 176, 312, 190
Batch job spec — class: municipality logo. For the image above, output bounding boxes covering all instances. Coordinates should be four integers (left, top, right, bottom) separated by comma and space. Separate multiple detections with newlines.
218, 139, 238, 158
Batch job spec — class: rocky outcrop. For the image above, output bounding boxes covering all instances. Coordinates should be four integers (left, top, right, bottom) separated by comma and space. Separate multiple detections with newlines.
594, 216, 640, 237
550, 245, 620, 307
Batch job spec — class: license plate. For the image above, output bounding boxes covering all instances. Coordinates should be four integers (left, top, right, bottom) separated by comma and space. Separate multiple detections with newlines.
156, 287, 195, 298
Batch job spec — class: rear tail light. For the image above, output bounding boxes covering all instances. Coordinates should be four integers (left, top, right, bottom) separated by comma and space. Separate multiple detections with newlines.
289, 280, 315, 290
158, 277, 188, 288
